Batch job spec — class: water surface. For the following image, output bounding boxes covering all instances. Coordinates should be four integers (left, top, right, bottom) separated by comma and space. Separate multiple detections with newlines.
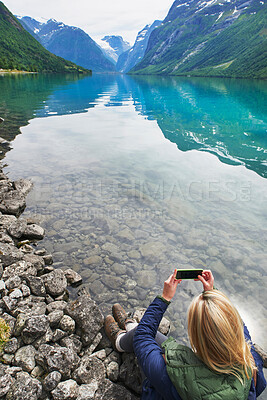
1, 74, 266, 350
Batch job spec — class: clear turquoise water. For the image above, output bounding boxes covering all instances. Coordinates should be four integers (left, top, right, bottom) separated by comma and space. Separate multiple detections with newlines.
1, 73, 267, 349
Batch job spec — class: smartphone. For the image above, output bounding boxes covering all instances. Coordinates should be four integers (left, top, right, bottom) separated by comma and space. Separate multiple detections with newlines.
176, 269, 203, 280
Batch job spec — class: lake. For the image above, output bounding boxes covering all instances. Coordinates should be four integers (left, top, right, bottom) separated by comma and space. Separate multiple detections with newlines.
0, 73, 266, 350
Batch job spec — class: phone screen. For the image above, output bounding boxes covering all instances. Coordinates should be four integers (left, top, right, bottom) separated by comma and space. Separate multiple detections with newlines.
176, 269, 203, 280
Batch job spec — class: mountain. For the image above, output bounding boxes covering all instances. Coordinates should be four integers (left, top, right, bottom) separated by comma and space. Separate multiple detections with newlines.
131, 0, 267, 78
97, 35, 131, 64
117, 20, 162, 73
0, 2, 89, 73
19, 16, 116, 72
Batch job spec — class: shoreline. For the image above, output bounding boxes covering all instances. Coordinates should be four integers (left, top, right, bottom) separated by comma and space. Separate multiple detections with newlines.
0, 164, 266, 399
0, 164, 142, 400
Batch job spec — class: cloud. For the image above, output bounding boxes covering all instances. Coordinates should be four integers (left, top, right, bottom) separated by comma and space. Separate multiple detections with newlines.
4, 0, 173, 43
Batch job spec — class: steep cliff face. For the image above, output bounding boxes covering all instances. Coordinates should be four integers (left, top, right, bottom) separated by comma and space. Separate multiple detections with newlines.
131, 0, 267, 78
117, 20, 162, 73
97, 35, 131, 64
19, 16, 116, 72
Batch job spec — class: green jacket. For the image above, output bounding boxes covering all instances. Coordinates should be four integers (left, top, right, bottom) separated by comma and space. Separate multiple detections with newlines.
162, 337, 252, 400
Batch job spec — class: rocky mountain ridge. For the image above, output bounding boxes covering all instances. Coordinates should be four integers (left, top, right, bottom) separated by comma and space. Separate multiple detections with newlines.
117, 20, 162, 73
18, 16, 116, 73
97, 35, 131, 64
131, 0, 267, 78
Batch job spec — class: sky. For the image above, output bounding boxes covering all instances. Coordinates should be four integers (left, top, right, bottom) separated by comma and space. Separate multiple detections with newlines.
4, 0, 174, 45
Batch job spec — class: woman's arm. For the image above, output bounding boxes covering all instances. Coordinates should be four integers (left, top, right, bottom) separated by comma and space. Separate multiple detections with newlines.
133, 270, 182, 400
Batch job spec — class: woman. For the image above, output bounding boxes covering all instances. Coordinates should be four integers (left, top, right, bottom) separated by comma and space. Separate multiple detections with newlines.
104, 270, 266, 399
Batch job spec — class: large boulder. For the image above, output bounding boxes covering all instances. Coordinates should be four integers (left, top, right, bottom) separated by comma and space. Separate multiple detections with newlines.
0, 374, 15, 397
65, 295, 104, 346
7, 219, 27, 239
77, 381, 99, 400
2, 260, 37, 280
43, 371, 62, 392
0, 243, 24, 267
21, 315, 49, 344
95, 379, 138, 400
13, 179, 33, 196
14, 345, 37, 372
23, 224, 45, 240
73, 355, 106, 384
6, 371, 42, 400
42, 269, 67, 297
0, 190, 27, 216
35, 344, 79, 379
51, 379, 78, 400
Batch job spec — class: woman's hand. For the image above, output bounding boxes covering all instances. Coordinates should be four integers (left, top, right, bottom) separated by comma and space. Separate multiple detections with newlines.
162, 270, 181, 301
198, 270, 214, 291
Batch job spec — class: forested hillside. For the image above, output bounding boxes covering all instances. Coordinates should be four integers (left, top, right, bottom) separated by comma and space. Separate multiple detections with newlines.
131, 0, 267, 78
0, 2, 89, 73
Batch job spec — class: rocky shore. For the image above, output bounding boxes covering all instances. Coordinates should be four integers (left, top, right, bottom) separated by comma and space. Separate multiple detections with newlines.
0, 165, 156, 399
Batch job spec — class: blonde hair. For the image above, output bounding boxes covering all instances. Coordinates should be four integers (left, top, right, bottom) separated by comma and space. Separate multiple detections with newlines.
187, 290, 257, 383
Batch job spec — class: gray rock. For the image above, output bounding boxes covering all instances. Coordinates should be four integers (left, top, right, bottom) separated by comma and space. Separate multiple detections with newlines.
31, 365, 45, 379
14, 345, 37, 372
4, 337, 18, 354
84, 333, 102, 356
73, 355, 106, 384
65, 295, 104, 346
0, 214, 17, 231
139, 241, 166, 262
21, 315, 49, 344
0, 190, 26, 216
84, 255, 103, 266
42, 270, 67, 297
23, 253, 45, 272
48, 310, 64, 328
77, 381, 99, 400
2, 353, 14, 364
51, 379, 78, 400
5, 366, 23, 376
13, 298, 47, 318
2, 260, 37, 280
34, 249, 46, 256
59, 315, 75, 334
36, 344, 79, 379
25, 276, 46, 296
43, 371, 62, 392
5, 275, 21, 290
7, 219, 27, 239
0, 232, 14, 244
95, 379, 136, 400
101, 275, 123, 290
46, 301, 68, 313
60, 335, 82, 354
64, 268, 82, 286
0, 243, 24, 267
119, 353, 142, 394
43, 254, 53, 265
106, 361, 119, 382
6, 371, 42, 400
0, 374, 15, 397
52, 329, 67, 342
23, 224, 45, 240
135, 270, 157, 289
13, 179, 33, 196
0, 279, 6, 292
21, 284, 31, 297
